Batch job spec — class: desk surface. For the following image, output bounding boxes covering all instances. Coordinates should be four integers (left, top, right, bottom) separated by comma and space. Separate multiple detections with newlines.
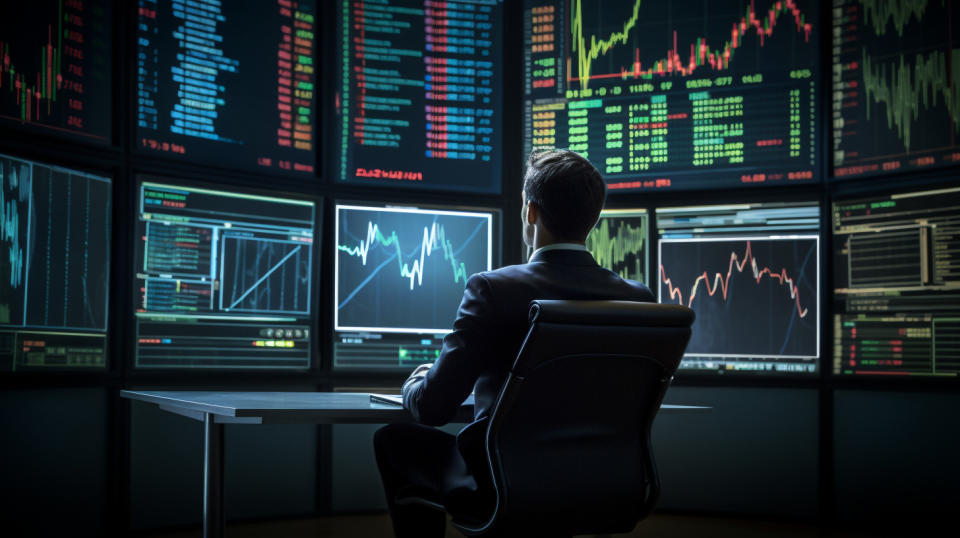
121, 390, 711, 424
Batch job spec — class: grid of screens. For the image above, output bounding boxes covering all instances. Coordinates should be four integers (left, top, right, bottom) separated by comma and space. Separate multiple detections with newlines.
585, 208, 648, 283
133, 181, 315, 369
0, 154, 111, 371
334, 203, 495, 369
832, 0, 960, 179
832, 186, 960, 378
334, 0, 503, 193
136, 0, 317, 176
657, 203, 821, 375
522, 0, 820, 191
0, 0, 112, 142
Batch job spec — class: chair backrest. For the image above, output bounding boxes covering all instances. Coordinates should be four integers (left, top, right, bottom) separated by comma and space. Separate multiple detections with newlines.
456, 300, 694, 536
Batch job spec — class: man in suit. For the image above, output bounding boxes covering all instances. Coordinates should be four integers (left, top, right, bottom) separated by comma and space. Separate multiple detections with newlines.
373, 149, 654, 537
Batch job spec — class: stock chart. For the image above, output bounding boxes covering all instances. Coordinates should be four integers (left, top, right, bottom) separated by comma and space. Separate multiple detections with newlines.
832, 186, 960, 377
657, 203, 820, 375
334, 204, 493, 369
585, 209, 648, 283
0, 0, 112, 142
832, 0, 960, 179
523, 0, 820, 191
134, 181, 315, 369
335, 0, 503, 193
0, 154, 111, 371
136, 0, 317, 176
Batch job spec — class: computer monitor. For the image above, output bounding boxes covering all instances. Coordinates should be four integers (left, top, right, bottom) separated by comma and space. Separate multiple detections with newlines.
656, 202, 820, 375
0, 154, 111, 370
333, 203, 497, 370
585, 209, 648, 283
831, 0, 960, 179
334, 0, 503, 193
0, 0, 112, 142
133, 180, 316, 369
832, 185, 960, 378
522, 0, 821, 191
135, 0, 317, 176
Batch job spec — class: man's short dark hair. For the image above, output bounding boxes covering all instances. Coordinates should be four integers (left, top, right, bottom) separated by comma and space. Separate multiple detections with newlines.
523, 148, 606, 242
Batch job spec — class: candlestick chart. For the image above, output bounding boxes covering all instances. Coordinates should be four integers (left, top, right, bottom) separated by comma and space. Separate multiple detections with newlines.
335, 205, 492, 333
658, 237, 819, 359
832, 0, 960, 179
585, 209, 647, 282
523, 0, 820, 191
0, 0, 111, 141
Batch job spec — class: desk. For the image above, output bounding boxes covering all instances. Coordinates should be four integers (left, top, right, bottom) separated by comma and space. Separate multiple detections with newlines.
121, 390, 710, 538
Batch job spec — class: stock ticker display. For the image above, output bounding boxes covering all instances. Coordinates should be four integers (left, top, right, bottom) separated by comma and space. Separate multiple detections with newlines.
0, 154, 111, 371
334, 204, 494, 369
136, 0, 317, 176
335, 0, 503, 193
134, 181, 315, 369
832, 0, 960, 179
523, 0, 820, 191
0, 0, 112, 142
585, 208, 648, 283
657, 203, 820, 375
832, 186, 960, 378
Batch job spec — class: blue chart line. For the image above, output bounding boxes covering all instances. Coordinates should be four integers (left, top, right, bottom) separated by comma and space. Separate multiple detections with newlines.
778, 240, 816, 355
228, 245, 302, 310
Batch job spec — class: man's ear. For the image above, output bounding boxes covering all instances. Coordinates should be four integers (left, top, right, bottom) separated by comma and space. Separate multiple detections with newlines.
526, 201, 539, 225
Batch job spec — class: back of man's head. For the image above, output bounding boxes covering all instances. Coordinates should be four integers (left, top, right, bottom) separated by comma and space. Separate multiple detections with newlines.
523, 149, 606, 242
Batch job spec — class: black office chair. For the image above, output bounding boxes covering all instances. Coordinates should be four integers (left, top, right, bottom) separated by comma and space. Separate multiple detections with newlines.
400, 299, 695, 537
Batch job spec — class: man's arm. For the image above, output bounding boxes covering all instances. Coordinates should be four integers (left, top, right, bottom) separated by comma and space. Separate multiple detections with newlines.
402, 273, 495, 426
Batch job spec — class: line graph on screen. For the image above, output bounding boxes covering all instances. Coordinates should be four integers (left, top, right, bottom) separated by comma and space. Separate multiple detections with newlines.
569, 0, 814, 89
658, 237, 818, 358
335, 206, 492, 333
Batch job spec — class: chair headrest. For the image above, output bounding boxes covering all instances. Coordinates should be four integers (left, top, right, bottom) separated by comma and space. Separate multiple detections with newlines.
528, 300, 695, 328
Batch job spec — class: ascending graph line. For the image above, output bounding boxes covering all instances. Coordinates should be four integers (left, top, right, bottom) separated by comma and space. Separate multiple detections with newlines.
659, 240, 809, 317
339, 221, 469, 291
227, 245, 302, 310
570, 0, 813, 90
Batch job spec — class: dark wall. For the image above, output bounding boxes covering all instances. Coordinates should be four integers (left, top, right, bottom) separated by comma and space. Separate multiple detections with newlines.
0, 389, 107, 537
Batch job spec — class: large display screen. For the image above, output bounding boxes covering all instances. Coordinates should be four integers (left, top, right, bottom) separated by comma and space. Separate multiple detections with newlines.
657, 202, 820, 375
832, 185, 960, 378
134, 181, 316, 369
0, 0, 112, 142
334, 203, 495, 369
334, 0, 503, 193
0, 154, 111, 371
585, 208, 648, 283
136, 0, 317, 176
832, 0, 960, 179
522, 0, 820, 191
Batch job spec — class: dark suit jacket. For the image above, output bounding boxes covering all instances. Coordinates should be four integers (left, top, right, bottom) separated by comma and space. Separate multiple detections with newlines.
402, 247, 654, 427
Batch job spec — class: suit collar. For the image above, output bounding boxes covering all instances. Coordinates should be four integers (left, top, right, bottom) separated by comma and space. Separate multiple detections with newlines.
529, 248, 599, 267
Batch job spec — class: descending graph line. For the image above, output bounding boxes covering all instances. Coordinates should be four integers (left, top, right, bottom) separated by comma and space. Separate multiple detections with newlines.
586, 217, 646, 280
0, 0, 64, 122
861, 47, 960, 151
227, 245, 302, 310
659, 240, 810, 317
857, 0, 937, 37
570, 0, 813, 90
339, 221, 469, 291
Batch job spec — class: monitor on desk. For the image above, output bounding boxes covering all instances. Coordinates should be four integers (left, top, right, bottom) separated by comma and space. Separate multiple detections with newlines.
333, 203, 498, 371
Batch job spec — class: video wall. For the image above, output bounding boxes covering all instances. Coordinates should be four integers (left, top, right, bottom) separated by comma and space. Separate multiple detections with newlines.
0, 0, 957, 381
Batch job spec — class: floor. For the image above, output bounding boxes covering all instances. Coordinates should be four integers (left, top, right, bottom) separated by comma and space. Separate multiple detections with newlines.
143, 512, 885, 538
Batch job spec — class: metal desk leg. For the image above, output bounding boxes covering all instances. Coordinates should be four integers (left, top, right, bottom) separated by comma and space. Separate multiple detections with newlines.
203, 413, 225, 538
